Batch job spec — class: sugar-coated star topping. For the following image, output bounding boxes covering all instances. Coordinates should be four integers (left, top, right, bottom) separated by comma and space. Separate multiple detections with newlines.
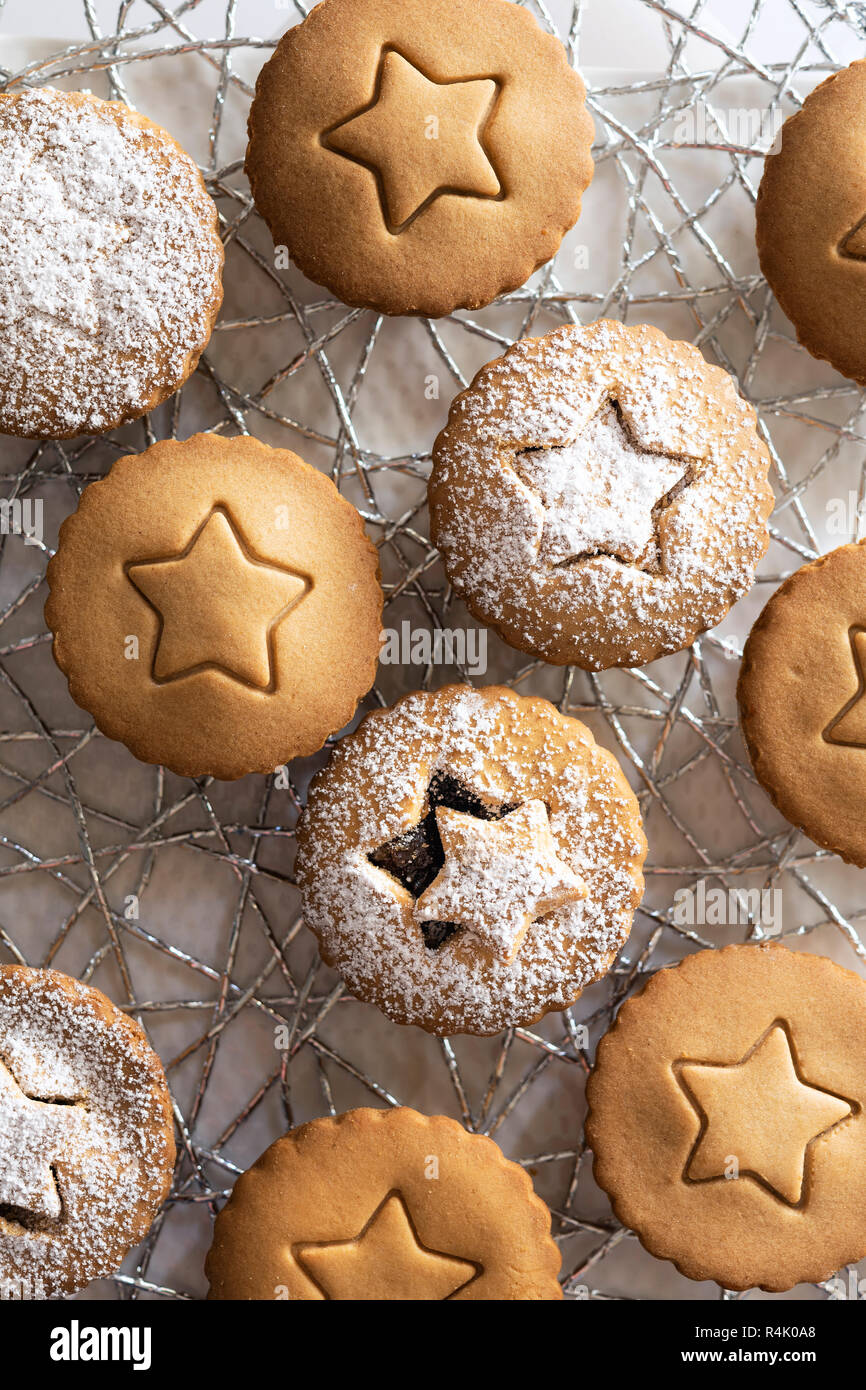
515, 398, 701, 572
414, 798, 587, 963
0, 1059, 84, 1222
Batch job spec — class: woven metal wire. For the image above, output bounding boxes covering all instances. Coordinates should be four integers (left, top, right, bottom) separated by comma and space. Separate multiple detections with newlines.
1, 0, 865, 1302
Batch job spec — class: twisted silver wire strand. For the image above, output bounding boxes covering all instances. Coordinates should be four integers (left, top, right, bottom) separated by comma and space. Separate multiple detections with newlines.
0, 0, 864, 1301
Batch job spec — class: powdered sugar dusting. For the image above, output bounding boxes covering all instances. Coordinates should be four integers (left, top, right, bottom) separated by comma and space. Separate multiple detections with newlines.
296, 686, 646, 1035
430, 321, 773, 668
415, 799, 587, 963
0, 968, 174, 1300
514, 399, 696, 570
0, 88, 223, 437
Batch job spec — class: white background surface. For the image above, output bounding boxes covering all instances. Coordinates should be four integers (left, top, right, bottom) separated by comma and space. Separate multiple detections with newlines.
0, 0, 821, 59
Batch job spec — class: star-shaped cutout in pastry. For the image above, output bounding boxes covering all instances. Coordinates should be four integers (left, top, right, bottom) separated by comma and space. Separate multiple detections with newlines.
414, 798, 587, 963
322, 49, 501, 233
823, 625, 866, 748
127, 507, 311, 691
514, 398, 704, 573
676, 1022, 856, 1207
295, 1191, 479, 1301
0, 1059, 85, 1223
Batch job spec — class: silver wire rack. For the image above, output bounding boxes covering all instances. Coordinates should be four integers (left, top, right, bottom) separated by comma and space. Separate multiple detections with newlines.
1, 0, 865, 1302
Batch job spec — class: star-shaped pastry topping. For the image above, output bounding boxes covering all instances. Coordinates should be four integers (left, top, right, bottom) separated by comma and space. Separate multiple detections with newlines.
127, 507, 311, 690
676, 1022, 855, 1207
0, 1059, 85, 1222
514, 398, 703, 573
368, 772, 519, 950
323, 49, 501, 233
295, 1191, 479, 1301
824, 624, 866, 748
414, 798, 587, 963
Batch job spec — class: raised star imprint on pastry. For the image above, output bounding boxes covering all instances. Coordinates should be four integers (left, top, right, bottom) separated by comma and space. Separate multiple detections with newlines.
513, 398, 704, 573
294, 1191, 479, 1301
823, 625, 866, 748
0, 1059, 85, 1223
127, 506, 311, 691
676, 1022, 856, 1207
839, 214, 866, 260
414, 799, 587, 963
322, 48, 501, 233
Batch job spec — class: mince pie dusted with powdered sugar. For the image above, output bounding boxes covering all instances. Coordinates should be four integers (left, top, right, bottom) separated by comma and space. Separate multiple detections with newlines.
429, 320, 774, 670
0, 966, 175, 1300
295, 684, 646, 1036
0, 87, 223, 438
